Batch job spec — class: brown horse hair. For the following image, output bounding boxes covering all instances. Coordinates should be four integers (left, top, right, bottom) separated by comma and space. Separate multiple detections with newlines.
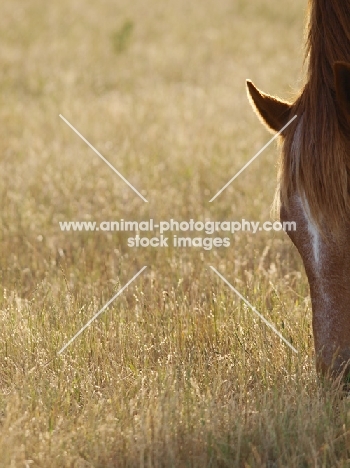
279, 0, 350, 234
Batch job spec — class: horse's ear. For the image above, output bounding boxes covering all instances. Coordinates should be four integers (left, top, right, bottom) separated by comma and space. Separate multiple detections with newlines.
246, 80, 292, 133
334, 62, 350, 123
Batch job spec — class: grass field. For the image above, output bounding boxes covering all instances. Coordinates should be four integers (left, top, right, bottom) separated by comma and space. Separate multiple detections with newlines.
1, 0, 350, 466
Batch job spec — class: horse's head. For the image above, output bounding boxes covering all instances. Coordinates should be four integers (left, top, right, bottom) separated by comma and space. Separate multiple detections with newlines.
247, 62, 350, 379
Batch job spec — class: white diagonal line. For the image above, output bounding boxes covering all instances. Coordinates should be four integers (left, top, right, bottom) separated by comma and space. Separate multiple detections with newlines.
209, 115, 297, 202
210, 266, 298, 353
57, 266, 147, 355
59, 114, 148, 203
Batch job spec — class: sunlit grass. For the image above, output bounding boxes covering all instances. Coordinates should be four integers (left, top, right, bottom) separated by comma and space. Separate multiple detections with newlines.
1, 0, 350, 466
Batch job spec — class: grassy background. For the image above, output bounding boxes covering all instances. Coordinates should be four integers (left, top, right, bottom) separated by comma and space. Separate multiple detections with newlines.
1, 0, 350, 466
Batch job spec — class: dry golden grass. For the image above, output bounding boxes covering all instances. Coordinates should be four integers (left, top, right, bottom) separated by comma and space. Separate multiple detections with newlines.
1, 0, 350, 466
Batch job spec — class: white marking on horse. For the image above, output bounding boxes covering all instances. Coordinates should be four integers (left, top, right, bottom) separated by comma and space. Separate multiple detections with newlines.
302, 197, 321, 268
295, 194, 333, 350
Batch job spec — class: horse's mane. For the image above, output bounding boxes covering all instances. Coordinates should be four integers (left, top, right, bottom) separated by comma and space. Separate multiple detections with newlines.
280, 0, 350, 232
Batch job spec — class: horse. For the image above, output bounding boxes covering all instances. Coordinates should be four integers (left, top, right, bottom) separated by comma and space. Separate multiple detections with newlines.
246, 0, 350, 379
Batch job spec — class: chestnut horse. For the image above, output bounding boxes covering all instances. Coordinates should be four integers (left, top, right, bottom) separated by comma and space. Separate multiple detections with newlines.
247, 0, 350, 379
